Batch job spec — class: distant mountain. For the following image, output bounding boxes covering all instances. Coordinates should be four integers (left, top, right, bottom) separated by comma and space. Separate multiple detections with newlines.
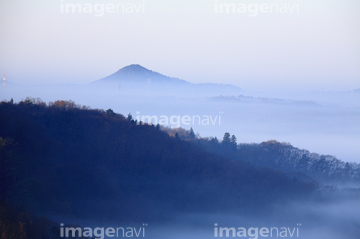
95, 64, 189, 85
91, 64, 242, 97
210, 95, 318, 106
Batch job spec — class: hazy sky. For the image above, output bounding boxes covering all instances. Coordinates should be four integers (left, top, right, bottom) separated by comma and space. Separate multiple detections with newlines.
0, 0, 359, 91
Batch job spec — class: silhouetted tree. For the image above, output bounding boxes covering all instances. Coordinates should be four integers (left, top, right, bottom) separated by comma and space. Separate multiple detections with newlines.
222, 132, 231, 144
106, 109, 115, 115
127, 113, 133, 121
231, 135, 237, 144
189, 127, 196, 139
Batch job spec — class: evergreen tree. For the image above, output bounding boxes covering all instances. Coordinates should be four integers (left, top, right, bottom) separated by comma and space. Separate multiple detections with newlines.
231, 135, 237, 144
127, 113, 133, 121
189, 127, 196, 139
230, 135, 237, 150
106, 109, 115, 115
210, 137, 219, 144
222, 132, 231, 144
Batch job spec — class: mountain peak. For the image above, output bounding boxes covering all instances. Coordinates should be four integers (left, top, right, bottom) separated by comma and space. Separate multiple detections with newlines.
93, 64, 242, 97
111, 64, 162, 77
119, 64, 149, 73
95, 64, 174, 85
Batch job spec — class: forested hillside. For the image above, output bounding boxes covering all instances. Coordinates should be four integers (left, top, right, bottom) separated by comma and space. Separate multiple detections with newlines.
0, 99, 315, 222
0, 200, 60, 239
194, 135, 360, 184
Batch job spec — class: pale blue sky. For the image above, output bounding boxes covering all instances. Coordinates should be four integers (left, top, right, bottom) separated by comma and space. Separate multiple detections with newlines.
0, 0, 359, 91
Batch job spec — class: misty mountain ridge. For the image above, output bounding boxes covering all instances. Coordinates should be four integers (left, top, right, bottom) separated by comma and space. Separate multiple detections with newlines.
0, 99, 317, 221
96, 64, 189, 85
168, 128, 360, 186
237, 141, 360, 184
91, 64, 243, 97
210, 95, 318, 106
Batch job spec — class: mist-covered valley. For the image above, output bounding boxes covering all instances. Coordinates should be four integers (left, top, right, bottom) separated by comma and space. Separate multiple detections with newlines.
52, 197, 360, 239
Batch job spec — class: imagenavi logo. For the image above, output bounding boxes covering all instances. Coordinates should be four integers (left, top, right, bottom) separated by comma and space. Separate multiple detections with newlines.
60, 0, 146, 17
135, 111, 223, 128
214, 223, 302, 238
60, 223, 147, 238
214, 0, 301, 17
